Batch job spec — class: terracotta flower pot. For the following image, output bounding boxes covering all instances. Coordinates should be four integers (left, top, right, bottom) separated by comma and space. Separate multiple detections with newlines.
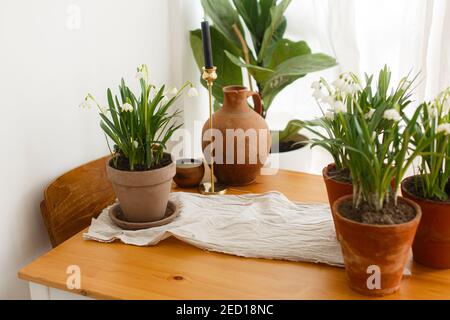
201, 85, 271, 186
333, 195, 421, 296
106, 154, 175, 222
402, 176, 450, 269
174, 158, 205, 188
322, 163, 353, 240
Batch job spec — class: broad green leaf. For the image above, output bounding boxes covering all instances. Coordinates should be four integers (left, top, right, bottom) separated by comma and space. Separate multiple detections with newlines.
257, 0, 292, 62
265, 39, 311, 69
278, 119, 304, 141
262, 53, 337, 107
190, 27, 243, 105
201, 0, 243, 48
224, 50, 273, 84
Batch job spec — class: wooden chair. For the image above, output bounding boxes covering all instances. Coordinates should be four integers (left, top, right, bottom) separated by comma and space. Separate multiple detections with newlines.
40, 156, 116, 247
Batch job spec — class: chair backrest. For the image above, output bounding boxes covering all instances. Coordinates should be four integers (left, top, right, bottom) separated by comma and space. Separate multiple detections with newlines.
41, 156, 116, 247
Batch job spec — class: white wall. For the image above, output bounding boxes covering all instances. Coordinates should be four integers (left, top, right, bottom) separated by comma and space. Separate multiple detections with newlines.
0, 0, 171, 299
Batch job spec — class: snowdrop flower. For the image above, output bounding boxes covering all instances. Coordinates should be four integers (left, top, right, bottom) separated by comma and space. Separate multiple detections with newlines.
121, 103, 133, 112
383, 109, 402, 122
187, 87, 199, 97
133, 140, 139, 148
332, 78, 345, 90
167, 87, 178, 96
333, 100, 346, 113
161, 96, 169, 104
325, 111, 334, 120
365, 109, 375, 119
135, 71, 146, 81
400, 80, 411, 91
322, 95, 335, 106
312, 89, 325, 101
311, 81, 322, 90
427, 103, 438, 118
442, 98, 450, 116
437, 123, 450, 135
79, 97, 92, 109
99, 106, 108, 115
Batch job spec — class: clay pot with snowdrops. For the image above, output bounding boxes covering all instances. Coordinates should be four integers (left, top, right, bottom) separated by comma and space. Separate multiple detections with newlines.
309, 67, 429, 296
401, 88, 450, 268
83, 64, 196, 223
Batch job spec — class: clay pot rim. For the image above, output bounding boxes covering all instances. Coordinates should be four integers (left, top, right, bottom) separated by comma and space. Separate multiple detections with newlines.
332, 194, 422, 229
223, 85, 249, 93
322, 163, 352, 187
176, 158, 203, 167
401, 175, 450, 206
107, 153, 175, 175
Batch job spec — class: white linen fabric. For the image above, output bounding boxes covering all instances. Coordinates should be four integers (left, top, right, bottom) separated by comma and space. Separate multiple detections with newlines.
84, 191, 344, 266
84, 191, 410, 275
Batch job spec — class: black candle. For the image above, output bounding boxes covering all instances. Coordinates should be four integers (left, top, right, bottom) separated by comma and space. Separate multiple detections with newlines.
201, 20, 214, 69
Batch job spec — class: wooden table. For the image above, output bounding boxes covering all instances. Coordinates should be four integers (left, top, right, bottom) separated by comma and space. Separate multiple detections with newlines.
19, 170, 450, 299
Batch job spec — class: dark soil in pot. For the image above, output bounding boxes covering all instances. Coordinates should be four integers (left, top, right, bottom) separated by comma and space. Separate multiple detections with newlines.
326, 166, 352, 184
402, 175, 450, 202
110, 152, 172, 171
270, 132, 308, 153
338, 199, 416, 225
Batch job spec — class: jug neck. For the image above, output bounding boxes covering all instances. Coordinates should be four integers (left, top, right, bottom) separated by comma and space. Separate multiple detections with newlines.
222, 86, 252, 113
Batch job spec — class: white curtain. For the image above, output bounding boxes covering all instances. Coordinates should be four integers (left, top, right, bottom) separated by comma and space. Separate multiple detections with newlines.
168, 0, 450, 174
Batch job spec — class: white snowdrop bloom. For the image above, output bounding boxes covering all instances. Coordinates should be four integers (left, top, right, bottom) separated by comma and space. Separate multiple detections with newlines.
442, 98, 450, 116
333, 100, 346, 113
332, 78, 345, 90
121, 103, 133, 112
365, 109, 375, 119
100, 106, 108, 114
427, 104, 438, 118
383, 109, 402, 121
325, 111, 334, 120
322, 95, 335, 106
437, 123, 450, 135
167, 87, 178, 96
312, 89, 325, 101
311, 81, 321, 90
161, 96, 169, 104
133, 140, 139, 148
79, 98, 92, 109
187, 87, 199, 97
135, 71, 146, 81
400, 80, 410, 91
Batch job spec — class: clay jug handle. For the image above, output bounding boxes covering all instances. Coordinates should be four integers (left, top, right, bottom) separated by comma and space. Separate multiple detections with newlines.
247, 91, 263, 116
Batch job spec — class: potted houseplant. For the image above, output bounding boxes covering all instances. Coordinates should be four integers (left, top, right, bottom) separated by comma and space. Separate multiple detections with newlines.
81, 65, 197, 223
402, 87, 450, 268
302, 67, 416, 239
189, 0, 337, 165
328, 76, 434, 296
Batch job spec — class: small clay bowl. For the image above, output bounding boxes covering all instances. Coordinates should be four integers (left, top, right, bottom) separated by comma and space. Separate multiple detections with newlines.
174, 158, 205, 188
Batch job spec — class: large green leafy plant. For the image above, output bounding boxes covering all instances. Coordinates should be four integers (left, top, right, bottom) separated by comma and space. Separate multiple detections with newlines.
190, 0, 336, 141
81, 65, 196, 171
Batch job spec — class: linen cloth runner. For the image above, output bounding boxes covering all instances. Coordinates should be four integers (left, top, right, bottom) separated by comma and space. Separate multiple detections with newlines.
83, 191, 411, 272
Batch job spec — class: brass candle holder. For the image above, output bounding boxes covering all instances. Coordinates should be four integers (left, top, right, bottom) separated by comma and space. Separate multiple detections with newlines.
199, 66, 227, 195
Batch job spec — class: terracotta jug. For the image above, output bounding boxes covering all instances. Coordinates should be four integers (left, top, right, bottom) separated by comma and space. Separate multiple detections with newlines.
202, 85, 271, 186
